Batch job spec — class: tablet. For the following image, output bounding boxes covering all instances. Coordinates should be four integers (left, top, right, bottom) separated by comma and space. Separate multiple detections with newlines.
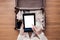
23, 13, 36, 32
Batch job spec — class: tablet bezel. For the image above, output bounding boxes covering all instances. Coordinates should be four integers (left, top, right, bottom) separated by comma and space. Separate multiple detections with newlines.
23, 13, 36, 32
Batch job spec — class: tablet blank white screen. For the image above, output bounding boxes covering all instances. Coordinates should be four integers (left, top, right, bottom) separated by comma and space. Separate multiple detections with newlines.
24, 15, 34, 28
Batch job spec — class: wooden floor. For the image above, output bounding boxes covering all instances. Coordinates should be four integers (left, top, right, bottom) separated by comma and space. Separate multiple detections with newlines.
0, 0, 19, 40
0, 0, 60, 40
46, 0, 60, 40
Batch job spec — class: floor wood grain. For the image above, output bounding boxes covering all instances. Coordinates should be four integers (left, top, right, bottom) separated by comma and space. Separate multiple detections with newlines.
45, 0, 60, 40
0, 0, 60, 40
0, 0, 19, 40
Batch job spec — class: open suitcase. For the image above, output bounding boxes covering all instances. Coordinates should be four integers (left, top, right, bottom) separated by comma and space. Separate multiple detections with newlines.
15, 0, 46, 31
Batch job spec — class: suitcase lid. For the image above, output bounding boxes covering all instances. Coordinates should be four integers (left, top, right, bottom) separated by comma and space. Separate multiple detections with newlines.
15, 0, 45, 10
